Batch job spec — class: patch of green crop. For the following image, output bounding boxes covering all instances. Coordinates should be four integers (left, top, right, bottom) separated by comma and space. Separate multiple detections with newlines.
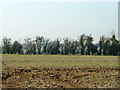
2, 54, 118, 68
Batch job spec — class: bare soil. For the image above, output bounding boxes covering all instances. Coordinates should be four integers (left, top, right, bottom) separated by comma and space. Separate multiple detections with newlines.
2, 66, 120, 88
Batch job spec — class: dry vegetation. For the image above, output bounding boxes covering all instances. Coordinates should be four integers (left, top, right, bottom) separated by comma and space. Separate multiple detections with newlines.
2, 55, 120, 88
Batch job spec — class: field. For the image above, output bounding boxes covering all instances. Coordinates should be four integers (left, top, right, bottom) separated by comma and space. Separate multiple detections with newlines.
2, 55, 120, 88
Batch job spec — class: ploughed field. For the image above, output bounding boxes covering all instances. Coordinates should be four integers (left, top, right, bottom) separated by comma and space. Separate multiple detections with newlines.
2, 55, 120, 88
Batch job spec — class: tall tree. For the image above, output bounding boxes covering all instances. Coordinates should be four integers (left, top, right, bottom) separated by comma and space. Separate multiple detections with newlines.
43, 39, 49, 54
110, 34, 119, 55
63, 38, 70, 55
78, 34, 86, 55
11, 41, 22, 54
35, 36, 44, 54
99, 35, 105, 55
102, 39, 110, 55
24, 37, 33, 54
53, 38, 60, 54
59, 43, 64, 55
70, 40, 78, 55
85, 35, 94, 55
2, 37, 11, 54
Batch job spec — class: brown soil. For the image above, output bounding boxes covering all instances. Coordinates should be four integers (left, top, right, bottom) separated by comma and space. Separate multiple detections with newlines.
2, 66, 120, 88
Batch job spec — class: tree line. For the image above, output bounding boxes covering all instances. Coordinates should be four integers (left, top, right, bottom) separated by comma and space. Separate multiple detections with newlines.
2, 34, 120, 56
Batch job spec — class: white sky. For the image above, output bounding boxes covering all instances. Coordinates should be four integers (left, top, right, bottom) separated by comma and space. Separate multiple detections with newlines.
0, 0, 119, 2
0, 0, 119, 43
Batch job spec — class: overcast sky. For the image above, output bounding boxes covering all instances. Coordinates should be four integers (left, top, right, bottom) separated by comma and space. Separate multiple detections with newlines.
1, 1, 118, 43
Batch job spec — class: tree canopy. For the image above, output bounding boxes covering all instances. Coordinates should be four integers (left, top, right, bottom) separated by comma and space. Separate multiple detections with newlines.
2, 34, 120, 56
